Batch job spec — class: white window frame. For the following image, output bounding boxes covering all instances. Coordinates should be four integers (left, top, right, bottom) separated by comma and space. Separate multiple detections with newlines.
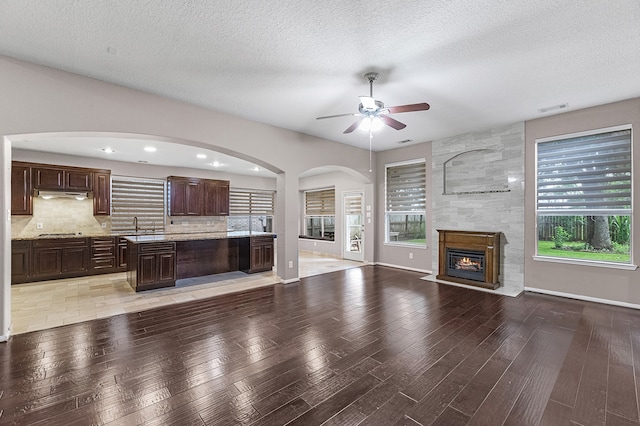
303, 187, 335, 241
534, 124, 636, 270
385, 159, 427, 247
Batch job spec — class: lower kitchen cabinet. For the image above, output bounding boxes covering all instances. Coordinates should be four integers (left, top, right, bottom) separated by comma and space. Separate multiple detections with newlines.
11, 240, 32, 284
32, 238, 89, 279
239, 235, 274, 273
91, 237, 116, 273
127, 241, 177, 292
116, 237, 128, 270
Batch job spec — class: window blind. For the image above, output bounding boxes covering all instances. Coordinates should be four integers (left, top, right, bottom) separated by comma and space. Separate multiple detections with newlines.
111, 176, 166, 233
386, 161, 426, 212
305, 188, 335, 215
344, 196, 362, 215
229, 189, 275, 215
537, 129, 631, 214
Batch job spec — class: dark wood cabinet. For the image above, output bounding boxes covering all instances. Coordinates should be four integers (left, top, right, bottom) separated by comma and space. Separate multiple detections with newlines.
91, 237, 116, 272
168, 176, 202, 216
11, 240, 32, 284
65, 169, 93, 191
203, 179, 229, 216
32, 238, 90, 279
33, 166, 65, 190
240, 235, 274, 273
11, 162, 32, 215
33, 165, 93, 191
116, 237, 128, 270
127, 241, 177, 292
168, 176, 229, 217
93, 171, 111, 215
12, 162, 110, 216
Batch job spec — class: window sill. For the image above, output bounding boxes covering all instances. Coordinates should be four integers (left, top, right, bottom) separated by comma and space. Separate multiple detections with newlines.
533, 255, 638, 271
384, 242, 427, 249
299, 236, 335, 243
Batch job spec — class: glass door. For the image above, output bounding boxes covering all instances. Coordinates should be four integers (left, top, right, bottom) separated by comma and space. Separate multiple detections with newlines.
343, 192, 364, 261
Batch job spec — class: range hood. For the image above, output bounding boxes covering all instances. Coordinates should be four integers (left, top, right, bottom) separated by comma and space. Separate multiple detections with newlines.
35, 190, 92, 200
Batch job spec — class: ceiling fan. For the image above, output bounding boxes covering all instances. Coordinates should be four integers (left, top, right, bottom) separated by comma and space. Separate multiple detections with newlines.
316, 72, 430, 134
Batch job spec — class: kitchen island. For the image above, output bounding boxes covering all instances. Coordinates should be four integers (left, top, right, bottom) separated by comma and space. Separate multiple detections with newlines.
124, 232, 275, 292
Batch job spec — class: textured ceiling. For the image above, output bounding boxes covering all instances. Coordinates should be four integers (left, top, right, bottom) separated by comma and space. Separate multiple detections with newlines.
1, 0, 640, 155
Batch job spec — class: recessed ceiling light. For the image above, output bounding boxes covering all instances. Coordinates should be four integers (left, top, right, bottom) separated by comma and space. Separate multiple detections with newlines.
252, 166, 260, 172
197, 153, 207, 159
102, 147, 115, 153
144, 146, 156, 152
211, 161, 221, 167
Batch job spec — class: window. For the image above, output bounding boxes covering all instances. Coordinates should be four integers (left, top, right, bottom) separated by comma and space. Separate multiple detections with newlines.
385, 160, 427, 245
304, 188, 335, 240
228, 188, 275, 233
111, 176, 166, 234
536, 126, 632, 264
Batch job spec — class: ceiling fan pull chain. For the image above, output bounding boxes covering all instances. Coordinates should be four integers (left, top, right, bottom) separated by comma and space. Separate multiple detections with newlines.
369, 129, 373, 173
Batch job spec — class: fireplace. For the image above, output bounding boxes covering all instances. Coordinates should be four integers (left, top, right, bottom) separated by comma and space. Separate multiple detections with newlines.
436, 230, 501, 289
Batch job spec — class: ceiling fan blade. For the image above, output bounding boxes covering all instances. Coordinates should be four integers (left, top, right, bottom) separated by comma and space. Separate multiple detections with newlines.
386, 102, 430, 114
380, 115, 407, 130
316, 112, 359, 120
343, 119, 363, 134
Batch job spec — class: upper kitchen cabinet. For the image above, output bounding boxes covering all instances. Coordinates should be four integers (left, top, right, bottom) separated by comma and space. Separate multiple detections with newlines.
168, 176, 202, 216
203, 179, 229, 216
93, 170, 111, 215
33, 164, 92, 191
168, 176, 230, 216
11, 161, 32, 215
11, 161, 111, 216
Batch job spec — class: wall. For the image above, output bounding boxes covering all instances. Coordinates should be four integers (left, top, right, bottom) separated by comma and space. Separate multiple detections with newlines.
0, 55, 374, 340
298, 170, 374, 261
376, 142, 433, 272
524, 98, 640, 306
431, 122, 525, 296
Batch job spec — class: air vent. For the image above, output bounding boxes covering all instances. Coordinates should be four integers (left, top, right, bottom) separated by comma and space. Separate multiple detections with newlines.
538, 103, 569, 113
397, 139, 414, 144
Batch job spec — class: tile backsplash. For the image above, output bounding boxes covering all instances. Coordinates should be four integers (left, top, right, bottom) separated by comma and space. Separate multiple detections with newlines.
11, 197, 228, 238
12, 197, 110, 238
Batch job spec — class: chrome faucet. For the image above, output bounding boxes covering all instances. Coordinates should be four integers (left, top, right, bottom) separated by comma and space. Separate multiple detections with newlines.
151, 221, 156, 234
133, 216, 139, 235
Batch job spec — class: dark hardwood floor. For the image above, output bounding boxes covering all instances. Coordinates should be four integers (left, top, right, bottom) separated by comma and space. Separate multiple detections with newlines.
1, 265, 639, 425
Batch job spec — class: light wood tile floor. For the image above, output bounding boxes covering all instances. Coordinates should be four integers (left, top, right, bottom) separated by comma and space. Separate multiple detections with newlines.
11, 253, 364, 335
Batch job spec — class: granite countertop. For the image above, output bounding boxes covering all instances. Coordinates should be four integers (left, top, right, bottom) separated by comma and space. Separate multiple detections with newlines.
124, 231, 275, 243
13, 231, 275, 241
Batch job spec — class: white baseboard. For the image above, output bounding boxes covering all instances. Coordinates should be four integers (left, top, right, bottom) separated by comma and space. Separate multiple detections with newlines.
280, 277, 300, 284
0, 327, 10, 343
374, 262, 432, 275
524, 286, 640, 310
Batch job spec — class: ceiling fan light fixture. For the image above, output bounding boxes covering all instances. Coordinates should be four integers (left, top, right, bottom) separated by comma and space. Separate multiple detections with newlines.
359, 96, 377, 110
359, 116, 383, 132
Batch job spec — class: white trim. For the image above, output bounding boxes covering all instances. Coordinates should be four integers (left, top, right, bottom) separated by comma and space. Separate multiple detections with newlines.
524, 286, 640, 310
374, 262, 432, 274
383, 242, 428, 249
535, 123, 632, 144
421, 276, 522, 298
385, 157, 427, 168
280, 277, 300, 284
0, 326, 10, 343
533, 255, 638, 271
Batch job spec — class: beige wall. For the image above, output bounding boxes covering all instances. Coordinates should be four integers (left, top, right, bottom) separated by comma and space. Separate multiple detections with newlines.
524, 98, 640, 306
376, 142, 433, 273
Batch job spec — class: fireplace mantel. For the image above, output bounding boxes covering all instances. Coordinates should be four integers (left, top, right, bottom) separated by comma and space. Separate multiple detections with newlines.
436, 229, 501, 290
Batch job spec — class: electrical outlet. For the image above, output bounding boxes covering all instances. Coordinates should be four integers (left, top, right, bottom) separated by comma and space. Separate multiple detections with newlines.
409, 252, 413, 259
288, 261, 293, 268
314, 241, 317, 247
101, 222, 107, 228
36, 222, 43, 229
207, 221, 211, 226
